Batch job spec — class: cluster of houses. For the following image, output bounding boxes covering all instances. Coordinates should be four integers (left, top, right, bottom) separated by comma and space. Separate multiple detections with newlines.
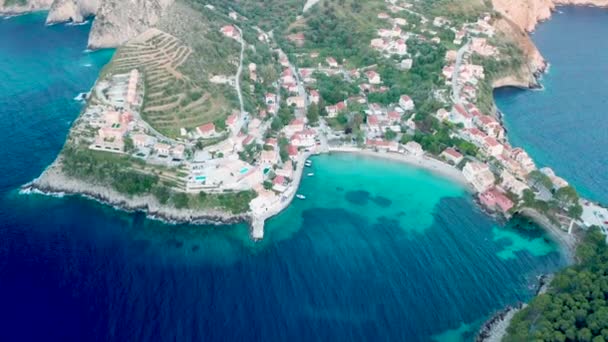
429, 13, 575, 216
83, 69, 191, 164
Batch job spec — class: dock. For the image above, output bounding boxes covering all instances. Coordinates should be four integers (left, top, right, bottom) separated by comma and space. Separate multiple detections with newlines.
251, 216, 264, 240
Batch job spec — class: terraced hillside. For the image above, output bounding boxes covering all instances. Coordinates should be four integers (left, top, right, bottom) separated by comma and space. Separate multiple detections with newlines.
105, 28, 235, 139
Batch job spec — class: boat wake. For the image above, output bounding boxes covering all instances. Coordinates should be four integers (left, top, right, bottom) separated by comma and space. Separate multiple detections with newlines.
66, 20, 89, 26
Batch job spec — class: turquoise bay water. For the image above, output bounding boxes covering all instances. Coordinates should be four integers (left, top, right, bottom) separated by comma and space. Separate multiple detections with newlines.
495, 6, 608, 204
0, 13, 566, 341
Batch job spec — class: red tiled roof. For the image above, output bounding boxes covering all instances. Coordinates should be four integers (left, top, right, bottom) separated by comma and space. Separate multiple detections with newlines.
288, 144, 298, 156
198, 123, 215, 133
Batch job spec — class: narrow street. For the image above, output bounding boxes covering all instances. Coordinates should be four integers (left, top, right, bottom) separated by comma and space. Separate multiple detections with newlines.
452, 39, 470, 104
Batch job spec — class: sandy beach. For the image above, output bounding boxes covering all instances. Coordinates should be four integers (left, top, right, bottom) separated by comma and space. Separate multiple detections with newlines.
328, 146, 472, 189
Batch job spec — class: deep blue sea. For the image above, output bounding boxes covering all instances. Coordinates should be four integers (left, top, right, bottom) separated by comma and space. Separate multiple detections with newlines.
495, 6, 608, 204
0, 13, 568, 342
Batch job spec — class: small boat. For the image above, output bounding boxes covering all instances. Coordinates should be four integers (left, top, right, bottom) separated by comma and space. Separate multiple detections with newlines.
305, 160, 312, 166
307, 173, 314, 177
296, 194, 306, 200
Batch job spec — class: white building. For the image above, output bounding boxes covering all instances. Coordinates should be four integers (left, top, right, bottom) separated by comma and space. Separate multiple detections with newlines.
463, 162, 495, 193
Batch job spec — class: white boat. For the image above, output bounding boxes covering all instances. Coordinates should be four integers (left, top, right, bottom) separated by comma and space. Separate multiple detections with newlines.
307, 173, 314, 177
296, 194, 306, 200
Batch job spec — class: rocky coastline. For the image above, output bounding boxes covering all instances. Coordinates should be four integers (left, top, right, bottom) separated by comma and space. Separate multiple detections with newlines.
475, 274, 553, 342
23, 160, 250, 229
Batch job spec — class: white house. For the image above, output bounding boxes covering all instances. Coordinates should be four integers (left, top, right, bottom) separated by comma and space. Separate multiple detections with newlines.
404, 141, 424, 157
440, 148, 463, 165
399, 95, 414, 111
463, 162, 495, 193
365, 70, 382, 84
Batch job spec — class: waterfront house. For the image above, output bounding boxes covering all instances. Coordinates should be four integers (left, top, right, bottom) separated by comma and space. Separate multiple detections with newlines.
440, 148, 463, 165
287, 144, 298, 161
482, 136, 504, 157
273, 175, 288, 193
463, 162, 495, 193
404, 141, 424, 157
478, 187, 514, 214
291, 130, 316, 148
366, 138, 398, 152
500, 171, 529, 197
540, 167, 569, 189
510, 148, 536, 174
276, 160, 294, 178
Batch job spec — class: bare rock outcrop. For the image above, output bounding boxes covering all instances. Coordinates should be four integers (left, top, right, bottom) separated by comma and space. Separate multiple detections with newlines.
87, 0, 174, 49
492, 17, 547, 88
493, 0, 608, 32
46, 0, 99, 24
0, 0, 53, 15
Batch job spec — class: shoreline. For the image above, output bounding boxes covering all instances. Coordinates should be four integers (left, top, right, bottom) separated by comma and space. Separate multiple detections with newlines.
23, 159, 249, 228
22, 146, 474, 239
327, 147, 472, 190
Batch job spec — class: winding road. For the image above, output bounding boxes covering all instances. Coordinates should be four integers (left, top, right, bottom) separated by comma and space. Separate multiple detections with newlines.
451, 40, 470, 104
235, 25, 245, 115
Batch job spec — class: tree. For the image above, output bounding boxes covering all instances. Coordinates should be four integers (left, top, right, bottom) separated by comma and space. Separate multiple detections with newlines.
555, 186, 579, 208
384, 129, 397, 141
306, 104, 319, 125
278, 137, 289, 163
528, 170, 553, 190
172, 193, 189, 209
505, 228, 608, 342
123, 136, 134, 153
568, 203, 583, 219
152, 186, 170, 204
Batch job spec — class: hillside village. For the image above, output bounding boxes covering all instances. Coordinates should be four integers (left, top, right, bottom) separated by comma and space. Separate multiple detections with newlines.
59, 0, 608, 239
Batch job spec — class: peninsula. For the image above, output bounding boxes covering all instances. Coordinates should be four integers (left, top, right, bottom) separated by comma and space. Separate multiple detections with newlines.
5, 0, 608, 340
11, 0, 607, 244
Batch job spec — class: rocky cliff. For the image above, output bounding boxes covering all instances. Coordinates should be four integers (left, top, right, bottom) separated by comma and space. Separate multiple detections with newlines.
492, 17, 547, 89
87, 0, 174, 49
492, 0, 608, 32
1, 0, 174, 49
46, 0, 98, 24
